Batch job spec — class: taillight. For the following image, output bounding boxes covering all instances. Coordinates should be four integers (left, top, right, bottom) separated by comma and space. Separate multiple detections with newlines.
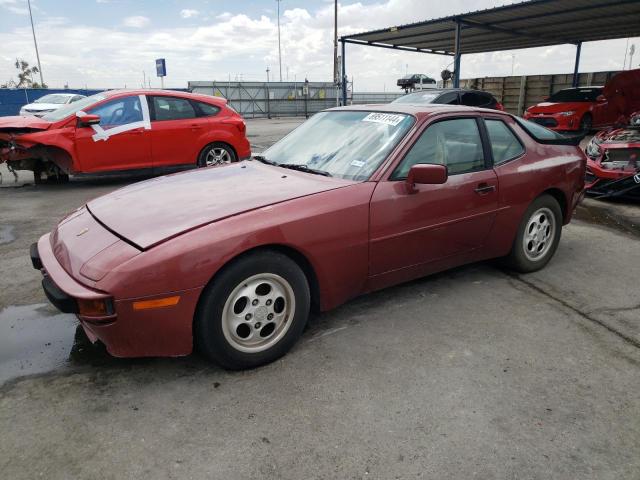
495, 102, 505, 111
77, 298, 115, 317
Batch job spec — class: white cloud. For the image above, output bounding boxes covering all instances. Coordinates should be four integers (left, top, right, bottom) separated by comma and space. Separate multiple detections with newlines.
123, 15, 150, 28
0, 0, 28, 15
180, 9, 199, 19
0, 0, 637, 91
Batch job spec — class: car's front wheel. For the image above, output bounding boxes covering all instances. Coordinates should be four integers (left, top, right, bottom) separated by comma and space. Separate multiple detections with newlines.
197, 142, 237, 167
195, 251, 310, 369
504, 194, 562, 273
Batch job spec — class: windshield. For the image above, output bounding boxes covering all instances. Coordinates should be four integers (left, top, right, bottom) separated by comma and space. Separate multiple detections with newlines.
35, 94, 72, 104
260, 111, 415, 181
547, 88, 602, 102
41, 93, 106, 121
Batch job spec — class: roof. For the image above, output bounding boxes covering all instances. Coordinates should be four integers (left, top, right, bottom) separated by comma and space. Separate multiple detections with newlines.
328, 103, 510, 118
102, 89, 227, 103
341, 0, 640, 55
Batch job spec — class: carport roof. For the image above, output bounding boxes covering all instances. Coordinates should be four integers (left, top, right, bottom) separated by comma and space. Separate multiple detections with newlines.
340, 0, 640, 55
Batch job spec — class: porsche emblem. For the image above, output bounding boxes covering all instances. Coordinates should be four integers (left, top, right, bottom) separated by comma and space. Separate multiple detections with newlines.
76, 228, 89, 237
634, 173, 640, 184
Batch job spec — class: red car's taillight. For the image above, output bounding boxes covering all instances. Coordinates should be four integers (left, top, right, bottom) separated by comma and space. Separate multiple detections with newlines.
495, 102, 505, 111
77, 298, 115, 317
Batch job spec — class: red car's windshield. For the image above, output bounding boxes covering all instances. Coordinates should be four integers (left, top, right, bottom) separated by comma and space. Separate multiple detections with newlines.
261, 111, 415, 181
41, 93, 106, 122
547, 88, 602, 102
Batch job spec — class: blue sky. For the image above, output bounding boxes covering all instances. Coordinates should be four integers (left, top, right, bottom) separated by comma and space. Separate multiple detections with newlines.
1, 0, 638, 90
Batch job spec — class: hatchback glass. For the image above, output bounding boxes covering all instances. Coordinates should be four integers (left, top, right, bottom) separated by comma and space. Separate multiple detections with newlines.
261, 111, 415, 181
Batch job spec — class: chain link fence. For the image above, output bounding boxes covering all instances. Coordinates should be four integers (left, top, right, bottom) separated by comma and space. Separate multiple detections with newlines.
188, 81, 402, 118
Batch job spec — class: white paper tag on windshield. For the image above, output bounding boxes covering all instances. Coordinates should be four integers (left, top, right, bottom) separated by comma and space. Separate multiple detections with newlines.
351, 160, 365, 167
362, 112, 404, 126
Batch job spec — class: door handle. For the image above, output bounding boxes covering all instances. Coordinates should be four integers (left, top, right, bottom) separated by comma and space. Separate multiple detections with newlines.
474, 183, 496, 194
190, 124, 203, 130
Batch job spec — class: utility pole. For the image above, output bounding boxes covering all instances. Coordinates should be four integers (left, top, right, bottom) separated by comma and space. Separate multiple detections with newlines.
333, 0, 338, 85
629, 44, 636, 70
276, 0, 283, 82
27, 0, 44, 86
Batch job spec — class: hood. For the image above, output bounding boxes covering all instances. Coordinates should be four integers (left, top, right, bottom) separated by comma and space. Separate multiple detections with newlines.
527, 102, 587, 114
603, 68, 640, 117
87, 161, 354, 249
0, 115, 53, 131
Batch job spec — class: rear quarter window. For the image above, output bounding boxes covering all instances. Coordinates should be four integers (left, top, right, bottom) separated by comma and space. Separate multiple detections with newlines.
513, 116, 580, 145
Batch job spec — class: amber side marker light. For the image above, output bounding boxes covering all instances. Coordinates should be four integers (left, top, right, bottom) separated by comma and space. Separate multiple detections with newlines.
77, 298, 115, 317
133, 296, 181, 311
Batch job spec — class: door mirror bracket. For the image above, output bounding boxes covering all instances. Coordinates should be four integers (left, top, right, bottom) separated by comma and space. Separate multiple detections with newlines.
76, 111, 101, 127
405, 164, 448, 194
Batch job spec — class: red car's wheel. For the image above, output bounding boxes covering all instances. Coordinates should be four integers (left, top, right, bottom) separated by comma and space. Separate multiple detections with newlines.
197, 142, 237, 167
504, 194, 562, 273
579, 113, 592, 132
195, 250, 310, 369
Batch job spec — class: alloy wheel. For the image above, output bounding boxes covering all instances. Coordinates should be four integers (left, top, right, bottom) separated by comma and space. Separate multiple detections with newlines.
221, 273, 296, 353
522, 207, 556, 261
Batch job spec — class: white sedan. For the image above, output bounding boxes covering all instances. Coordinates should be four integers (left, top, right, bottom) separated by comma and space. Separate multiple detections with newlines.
19, 93, 87, 117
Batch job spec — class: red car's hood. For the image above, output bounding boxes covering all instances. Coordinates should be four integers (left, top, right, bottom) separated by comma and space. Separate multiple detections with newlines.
0, 115, 52, 131
603, 68, 640, 116
87, 161, 354, 249
527, 102, 588, 114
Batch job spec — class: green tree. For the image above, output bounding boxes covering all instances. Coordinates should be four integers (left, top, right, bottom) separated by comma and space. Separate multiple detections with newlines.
0, 59, 47, 88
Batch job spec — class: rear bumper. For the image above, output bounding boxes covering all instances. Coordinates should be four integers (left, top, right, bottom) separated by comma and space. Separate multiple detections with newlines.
32, 235, 199, 358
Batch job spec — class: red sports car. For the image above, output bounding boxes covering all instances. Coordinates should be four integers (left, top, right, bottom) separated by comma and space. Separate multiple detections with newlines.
584, 111, 640, 199
523, 69, 640, 132
0, 89, 250, 183
31, 105, 586, 369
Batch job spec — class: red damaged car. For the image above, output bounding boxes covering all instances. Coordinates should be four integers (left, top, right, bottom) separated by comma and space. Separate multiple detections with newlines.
584, 111, 640, 199
524, 69, 640, 132
31, 105, 585, 369
0, 89, 250, 183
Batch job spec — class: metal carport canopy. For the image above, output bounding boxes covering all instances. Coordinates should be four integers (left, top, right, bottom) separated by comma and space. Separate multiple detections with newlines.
339, 0, 640, 103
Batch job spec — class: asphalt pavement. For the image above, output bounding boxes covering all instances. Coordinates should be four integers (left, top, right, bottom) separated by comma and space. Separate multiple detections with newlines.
0, 117, 638, 479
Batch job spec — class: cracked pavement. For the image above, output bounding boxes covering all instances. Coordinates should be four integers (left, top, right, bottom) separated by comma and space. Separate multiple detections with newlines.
1, 118, 639, 479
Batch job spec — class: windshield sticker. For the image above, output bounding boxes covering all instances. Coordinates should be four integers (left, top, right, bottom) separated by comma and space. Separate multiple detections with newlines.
362, 112, 404, 126
350, 160, 366, 167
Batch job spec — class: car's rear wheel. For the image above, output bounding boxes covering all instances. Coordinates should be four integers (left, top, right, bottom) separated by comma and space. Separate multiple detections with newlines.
195, 251, 310, 369
579, 113, 592, 132
197, 142, 236, 167
504, 194, 562, 273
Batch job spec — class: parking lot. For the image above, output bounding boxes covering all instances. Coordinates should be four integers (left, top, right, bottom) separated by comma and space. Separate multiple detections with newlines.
1, 117, 639, 479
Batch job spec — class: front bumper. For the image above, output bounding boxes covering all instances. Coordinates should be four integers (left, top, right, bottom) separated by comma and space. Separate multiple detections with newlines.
524, 113, 580, 131
32, 235, 200, 358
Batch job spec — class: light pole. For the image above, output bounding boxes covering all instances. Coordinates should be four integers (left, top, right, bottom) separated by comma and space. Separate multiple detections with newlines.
303, 78, 309, 119
266, 67, 271, 119
27, 0, 44, 86
276, 0, 283, 82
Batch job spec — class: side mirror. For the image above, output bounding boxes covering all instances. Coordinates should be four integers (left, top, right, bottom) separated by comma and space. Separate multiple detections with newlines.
76, 112, 101, 127
406, 164, 448, 193
596, 94, 606, 103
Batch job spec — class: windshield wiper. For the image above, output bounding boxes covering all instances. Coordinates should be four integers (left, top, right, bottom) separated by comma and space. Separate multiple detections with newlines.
252, 155, 278, 165
277, 163, 332, 177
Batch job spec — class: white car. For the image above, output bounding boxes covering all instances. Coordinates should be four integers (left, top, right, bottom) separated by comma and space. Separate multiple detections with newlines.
19, 93, 87, 117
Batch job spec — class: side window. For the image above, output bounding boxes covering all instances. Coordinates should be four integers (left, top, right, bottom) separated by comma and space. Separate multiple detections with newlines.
435, 92, 459, 105
89, 96, 143, 130
485, 119, 525, 165
461, 92, 486, 107
71, 95, 83, 103
152, 96, 197, 121
196, 101, 220, 117
392, 118, 485, 179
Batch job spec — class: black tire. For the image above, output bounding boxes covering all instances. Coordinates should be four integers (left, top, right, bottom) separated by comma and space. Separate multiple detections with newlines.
579, 113, 592, 132
194, 250, 310, 370
503, 194, 563, 273
197, 142, 237, 168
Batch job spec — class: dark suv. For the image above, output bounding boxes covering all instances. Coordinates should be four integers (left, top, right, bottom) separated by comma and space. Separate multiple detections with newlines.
392, 88, 505, 111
